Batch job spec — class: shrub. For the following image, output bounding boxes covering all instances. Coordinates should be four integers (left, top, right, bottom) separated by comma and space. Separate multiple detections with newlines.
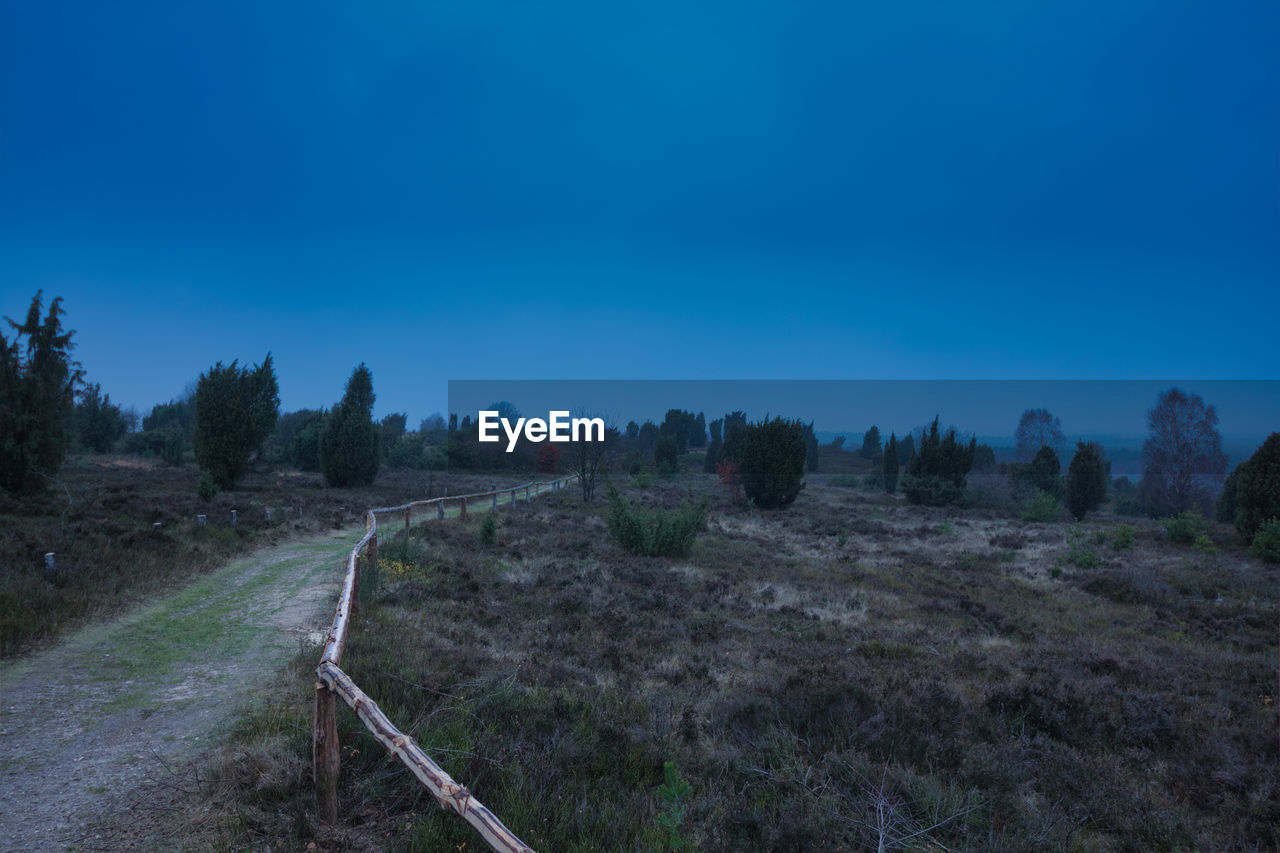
1065, 442, 1108, 520
1021, 490, 1060, 523
1067, 527, 1101, 568
828, 475, 860, 488
320, 364, 381, 487
1250, 518, 1280, 562
1162, 511, 1209, 545
198, 470, 218, 502
161, 430, 184, 467
478, 512, 497, 545
1015, 446, 1063, 500
737, 417, 807, 509
1230, 433, 1280, 544
630, 470, 654, 488
1112, 524, 1136, 550
882, 434, 899, 494
606, 489, 708, 557
536, 442, 561, 474
901, 418, 975, 507
717, 458, 743, 503
1191, 534, 1218, 554
655, 434, 679, 475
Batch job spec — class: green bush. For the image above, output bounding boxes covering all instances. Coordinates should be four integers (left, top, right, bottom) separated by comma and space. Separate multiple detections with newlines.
1112, 524, 1136, 550
1021, 489, 1060, 523
1065, 442, 1108, 520
198, 470, 218, 503
1162, 511, 1209, 545
1230, 433, 1280, 544
1067, 527, 1101, 568
828, 475, 860, 488
655, 434, 679, 475
606, 489, 708, 557
630, 470, 654, 488
738, 417, 806, 509
1015, 445, 1064, 500
478, 512, 496, 545
901, 418, 975, 506
1250, 518, 1280, 562
161, 430, 184, 467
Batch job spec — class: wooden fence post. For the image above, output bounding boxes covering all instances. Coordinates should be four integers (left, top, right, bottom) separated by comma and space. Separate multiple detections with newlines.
510, 488, 516, 506
404, 508, 411, 539
314, 680, 339, 823
368, 534, 378, 595
525, 485, 530, 503
492, 493, 498, 511
459, 497, 467, 519
438, 502, 445, 521
353, 555, 362, 611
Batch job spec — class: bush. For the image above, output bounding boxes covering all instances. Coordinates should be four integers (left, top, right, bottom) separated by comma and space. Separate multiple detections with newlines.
737, 417, 806, 509
1162, 511, 1209, 545
1112, 524, 1136, 550
901, 418, 975, 507
1230, 433, 1280, 544
882, 434, 899, 494
536, 443, 561, 474
1021, 490, 1061, 522
630, 471, 654, 488
478, 512, 497, 545
1250, 518, 1280, 562
655, 434, 679, 475
161, 430, 184, 467
1065, 442, 1108, 520
1016, 446, 1063, 500
606, 490, 708, 557
828, 475, 860, 488
198, 470, 218, 503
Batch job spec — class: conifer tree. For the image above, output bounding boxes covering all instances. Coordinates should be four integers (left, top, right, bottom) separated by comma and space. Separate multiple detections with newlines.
883, 433, 899, 494
1065, 441, 1108, 520
320, 363, 381, 487
193, 354, 279, 489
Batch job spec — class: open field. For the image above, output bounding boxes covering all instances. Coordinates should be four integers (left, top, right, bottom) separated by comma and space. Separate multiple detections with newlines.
177, 465, 1278, 852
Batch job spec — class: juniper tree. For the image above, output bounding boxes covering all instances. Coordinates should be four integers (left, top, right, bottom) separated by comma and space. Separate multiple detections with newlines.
1065, 441, 1108, 520
738, 416, 806, 509
320, 363, 381, 487
883, 433, 899, 494
0, 292, 82, 492
193, 354, 280, 489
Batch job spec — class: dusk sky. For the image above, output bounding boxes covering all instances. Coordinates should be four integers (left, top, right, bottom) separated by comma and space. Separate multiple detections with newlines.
2, 2, 1278, 427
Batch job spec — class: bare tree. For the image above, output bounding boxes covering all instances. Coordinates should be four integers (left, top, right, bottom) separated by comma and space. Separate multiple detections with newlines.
1138, 388, 1227, 516
1015, 408, 1066, 462
568, 411, 617, 502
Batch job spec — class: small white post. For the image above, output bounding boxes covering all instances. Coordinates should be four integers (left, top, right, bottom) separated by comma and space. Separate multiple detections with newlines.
44, 552, 56, 572
266, 508, 273, 522
231, 509, 237, 528
197, 514, 206, 526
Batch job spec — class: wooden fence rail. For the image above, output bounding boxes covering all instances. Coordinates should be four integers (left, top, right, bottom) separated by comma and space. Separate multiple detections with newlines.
313, 474, 579, 851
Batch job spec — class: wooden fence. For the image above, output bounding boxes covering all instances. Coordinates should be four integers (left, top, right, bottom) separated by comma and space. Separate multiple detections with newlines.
313, 475, 579, 852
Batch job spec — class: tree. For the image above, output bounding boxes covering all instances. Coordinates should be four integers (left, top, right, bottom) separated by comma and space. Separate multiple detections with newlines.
691, 412, 707, 448
972, 444, 997, 471
1225, 433, 1280, 544
0, 292, 82, 493
1137, 388, 1227, 517
379, 412, 408, 455
897, 434, 915, 466
1015, 409, 1066, 462
193, 354, 280, 489
737, 416, 806, 509
704, 417, 724, 474
803, 421, 819, 473
320, 364, 381, 487
654, 434, 679, 475
883, 433, 899, 494
569, 411, 615, 501
860, 425, 882, 460
536, 442, 561, 474
721, 411, 748, 462
75, 382, 129, 452
1065, 441, 1108, 521
1017, 446, 1063, 499
900, 417, 976, 506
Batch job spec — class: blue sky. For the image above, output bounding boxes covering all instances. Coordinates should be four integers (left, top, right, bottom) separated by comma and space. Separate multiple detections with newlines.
2, 2, 1277, 427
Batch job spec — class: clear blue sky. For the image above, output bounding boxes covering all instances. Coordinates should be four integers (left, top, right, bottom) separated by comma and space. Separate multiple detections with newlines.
2, 2, 1277, 426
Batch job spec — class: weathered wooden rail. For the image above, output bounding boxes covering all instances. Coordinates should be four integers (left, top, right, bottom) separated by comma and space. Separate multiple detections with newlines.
314, 474, 578, 851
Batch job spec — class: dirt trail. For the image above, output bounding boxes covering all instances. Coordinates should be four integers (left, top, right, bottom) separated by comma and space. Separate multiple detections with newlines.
0, 527, 360, 852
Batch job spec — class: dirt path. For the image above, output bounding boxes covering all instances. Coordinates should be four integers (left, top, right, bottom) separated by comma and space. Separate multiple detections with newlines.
0, 527, 360, 852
